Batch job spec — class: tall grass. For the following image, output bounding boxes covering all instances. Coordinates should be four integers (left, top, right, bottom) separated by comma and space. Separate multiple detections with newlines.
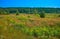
13, 23, 60, 39
0, 14, 60, 39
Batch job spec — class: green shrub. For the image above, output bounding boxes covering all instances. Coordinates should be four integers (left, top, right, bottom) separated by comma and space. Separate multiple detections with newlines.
0, 17, 3, 19
28, 16, 31, 18
58, 15, 60, 17
16, 13, 19, 15
39, 12, 45, 18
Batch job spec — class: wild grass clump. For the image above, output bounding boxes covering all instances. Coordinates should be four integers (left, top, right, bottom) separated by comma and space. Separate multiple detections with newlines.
27, 15, 32, 18
16, 16, 28, 22
0, 16, 3, 18
9, 19, 16, 24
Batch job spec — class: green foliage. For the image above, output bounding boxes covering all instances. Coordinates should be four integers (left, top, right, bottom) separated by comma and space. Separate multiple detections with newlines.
0, 8, 60, 14
16, 16, 28, 21
27, 15, 32, 18
58, 15, 60, 17
39, 12, 45, 18
13, 23, 60, 39
0, 12, 60, 39
0, 11, 9, 15
16, 12, 19, 15
0, 26, 3, 29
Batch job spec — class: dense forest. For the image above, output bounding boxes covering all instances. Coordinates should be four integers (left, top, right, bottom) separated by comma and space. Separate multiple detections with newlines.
0, 7, 60, 14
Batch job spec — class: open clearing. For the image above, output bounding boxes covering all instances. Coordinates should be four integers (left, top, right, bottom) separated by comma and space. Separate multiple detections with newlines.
0, 14, 60, 39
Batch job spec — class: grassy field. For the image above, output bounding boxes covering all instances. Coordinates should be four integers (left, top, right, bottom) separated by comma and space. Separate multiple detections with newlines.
0, 13, 60, 39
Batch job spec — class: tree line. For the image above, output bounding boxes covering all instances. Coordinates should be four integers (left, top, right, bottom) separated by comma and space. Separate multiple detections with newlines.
0, 7, 60, 14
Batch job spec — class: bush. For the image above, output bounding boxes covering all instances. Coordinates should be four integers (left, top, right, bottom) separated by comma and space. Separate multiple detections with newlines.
39, 12, 45, 18
16, 13, 19, 15
58, 15, 60, 17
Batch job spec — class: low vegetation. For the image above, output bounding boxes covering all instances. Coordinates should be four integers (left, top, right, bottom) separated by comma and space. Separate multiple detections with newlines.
0, 13, 60, 39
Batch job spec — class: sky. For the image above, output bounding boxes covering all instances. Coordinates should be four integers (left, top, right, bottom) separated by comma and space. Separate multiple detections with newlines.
0, 0, 60, 8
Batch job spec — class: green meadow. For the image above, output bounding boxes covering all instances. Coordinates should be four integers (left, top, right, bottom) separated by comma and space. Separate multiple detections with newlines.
0, 13, 60, 39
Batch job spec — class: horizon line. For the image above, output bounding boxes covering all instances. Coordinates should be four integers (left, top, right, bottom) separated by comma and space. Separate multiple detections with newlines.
0, 7, 60, 8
